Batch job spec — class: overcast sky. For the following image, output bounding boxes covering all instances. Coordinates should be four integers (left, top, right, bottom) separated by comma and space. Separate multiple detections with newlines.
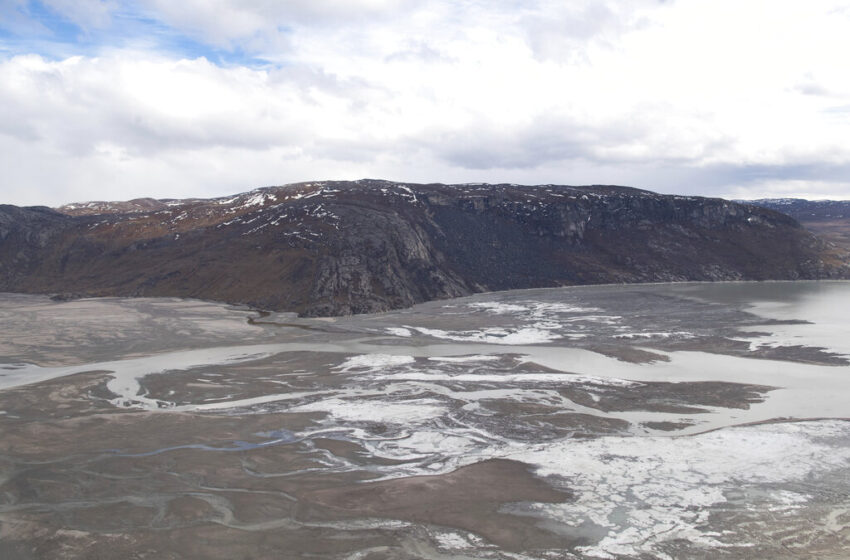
2, 0, 850, 206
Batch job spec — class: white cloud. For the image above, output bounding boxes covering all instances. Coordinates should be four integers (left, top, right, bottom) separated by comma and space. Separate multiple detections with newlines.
2, 0, 850, 205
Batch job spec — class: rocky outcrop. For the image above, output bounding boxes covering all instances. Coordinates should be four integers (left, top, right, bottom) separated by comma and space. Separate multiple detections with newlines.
0, 205, 73, 286
1, 180, 846, 316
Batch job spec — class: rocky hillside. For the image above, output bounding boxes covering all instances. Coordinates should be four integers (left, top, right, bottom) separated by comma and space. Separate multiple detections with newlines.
1, 180, 846, 316
748, 198, 850, 254
747, 198, 850, 222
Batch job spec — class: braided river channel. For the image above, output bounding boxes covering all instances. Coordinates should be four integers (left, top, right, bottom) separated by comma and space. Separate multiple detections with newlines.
1, 281, 849, 559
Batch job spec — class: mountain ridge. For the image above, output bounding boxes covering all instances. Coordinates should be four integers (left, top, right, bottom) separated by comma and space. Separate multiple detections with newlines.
746, 198, 850, 254
1, 180, 846, 316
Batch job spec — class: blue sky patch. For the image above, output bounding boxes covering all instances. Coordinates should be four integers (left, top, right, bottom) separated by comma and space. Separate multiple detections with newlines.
0, 0, 269, 66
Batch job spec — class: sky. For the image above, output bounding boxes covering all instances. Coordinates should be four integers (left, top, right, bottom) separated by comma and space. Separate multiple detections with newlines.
2, 1, 850, 206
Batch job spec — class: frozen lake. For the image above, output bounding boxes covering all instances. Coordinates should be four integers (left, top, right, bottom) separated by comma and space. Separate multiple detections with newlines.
1, 281, 849, 559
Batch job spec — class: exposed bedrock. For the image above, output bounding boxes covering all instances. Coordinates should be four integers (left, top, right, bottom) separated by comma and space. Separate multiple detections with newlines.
1, 180, 846, 316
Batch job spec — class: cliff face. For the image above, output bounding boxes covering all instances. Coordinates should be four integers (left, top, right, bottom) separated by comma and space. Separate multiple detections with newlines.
0, 205, 73, 286
1, 180, 846, 316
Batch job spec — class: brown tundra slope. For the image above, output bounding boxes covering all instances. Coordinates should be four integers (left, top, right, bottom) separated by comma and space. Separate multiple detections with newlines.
748, 198, 850, 255
1, 180, 846, 316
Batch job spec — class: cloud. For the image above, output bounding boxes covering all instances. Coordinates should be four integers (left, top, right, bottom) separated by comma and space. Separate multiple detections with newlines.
2, 0, 850, 205
427, 118, 591, 170
0, 54, 318, 156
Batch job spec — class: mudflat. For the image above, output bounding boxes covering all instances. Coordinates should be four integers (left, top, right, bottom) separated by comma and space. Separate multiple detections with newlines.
1, 282, 849, 559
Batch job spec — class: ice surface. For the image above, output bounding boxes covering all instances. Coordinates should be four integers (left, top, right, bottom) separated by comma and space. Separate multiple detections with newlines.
291, 398, 447, 424
510, 420, 850, 558
427, 355, 500, 363
336, 354, 415, 372
412, 326, 562, 344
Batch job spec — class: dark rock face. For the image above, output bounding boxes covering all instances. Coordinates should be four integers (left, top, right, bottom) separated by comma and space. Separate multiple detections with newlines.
0, 205, 73, 286
1, 181, 846, 316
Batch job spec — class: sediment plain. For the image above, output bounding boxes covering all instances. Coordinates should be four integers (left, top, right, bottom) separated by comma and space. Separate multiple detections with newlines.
1, 281, 849, 559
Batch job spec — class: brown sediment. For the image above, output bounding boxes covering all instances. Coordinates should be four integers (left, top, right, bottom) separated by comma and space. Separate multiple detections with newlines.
312, 437, 368, 460
138, 350, 354, 406
0, 408, 406, 559
160, 495, 219, 525
0, 440, 576, 558
586, 344, 671, 363
542, 412, 630, 433
642, 420, 697, 431
658, 336, 850, 366
0, 409, 322, 458
681, 416, 850, 437
310, 437, 410, 466
562, 380, 774, 414
296, 458, 576, 552
0, 370, 117, 422
478, 399, 631, 436
247, 309, 341, 334
0, 514, 403, 560
479, 400, 562, 416
3, 284, 850, 560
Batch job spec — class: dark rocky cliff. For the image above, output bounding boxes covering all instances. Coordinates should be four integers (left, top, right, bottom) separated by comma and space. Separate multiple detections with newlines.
1, 180, 846, 316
